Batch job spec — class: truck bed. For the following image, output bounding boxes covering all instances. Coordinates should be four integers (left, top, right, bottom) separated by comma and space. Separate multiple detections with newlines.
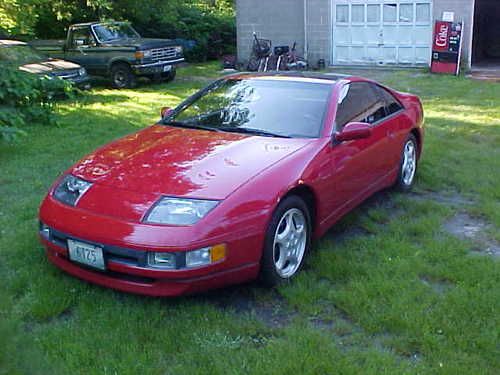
30, 39, 65, 58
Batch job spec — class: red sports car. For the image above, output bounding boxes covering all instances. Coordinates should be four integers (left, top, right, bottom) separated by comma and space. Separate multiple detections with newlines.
39, 73, 424, 296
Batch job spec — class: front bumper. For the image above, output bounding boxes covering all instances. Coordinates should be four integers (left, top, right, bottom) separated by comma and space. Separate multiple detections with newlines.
66, 74, 92, 90
43, 237, 259, 296
132, 58, 184, 75
39, 196, 262, 296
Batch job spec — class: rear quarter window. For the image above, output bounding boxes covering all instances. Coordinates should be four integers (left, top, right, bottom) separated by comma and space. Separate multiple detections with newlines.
335, 82, 386, 130
373, 85, 404, 115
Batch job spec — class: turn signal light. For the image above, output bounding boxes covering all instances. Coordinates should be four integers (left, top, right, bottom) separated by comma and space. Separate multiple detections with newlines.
210, 244, 226, 263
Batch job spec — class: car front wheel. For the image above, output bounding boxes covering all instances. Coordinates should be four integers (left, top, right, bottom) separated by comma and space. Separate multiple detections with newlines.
260, 196, 311, 286
395, 134, 418, 191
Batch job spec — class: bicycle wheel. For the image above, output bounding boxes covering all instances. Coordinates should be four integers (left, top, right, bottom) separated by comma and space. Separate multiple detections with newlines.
247, 57, 260, 71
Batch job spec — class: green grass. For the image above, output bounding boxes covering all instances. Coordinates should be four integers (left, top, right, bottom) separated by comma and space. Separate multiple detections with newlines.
1, 63, 499, 374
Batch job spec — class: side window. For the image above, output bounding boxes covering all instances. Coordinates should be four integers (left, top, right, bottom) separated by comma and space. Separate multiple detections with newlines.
335, 82, 386, 130
71, 27, 96, 48
373, 85, 404, 116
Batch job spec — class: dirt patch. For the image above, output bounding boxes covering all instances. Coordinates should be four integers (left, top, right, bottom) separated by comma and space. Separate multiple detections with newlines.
325, 225, 372, 245
324, 191, 401, 243
443, 212, 500, 257
24, 307, 74, 333
202, 285, 296, 328
309, 305, 362, 337
419, 275, 455, 294
409, 190, 474, 207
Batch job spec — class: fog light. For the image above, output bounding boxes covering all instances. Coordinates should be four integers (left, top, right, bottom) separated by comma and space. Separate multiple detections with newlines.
147, 252, 176, 269
40, 223, 50, 239
186, 244, 226, 268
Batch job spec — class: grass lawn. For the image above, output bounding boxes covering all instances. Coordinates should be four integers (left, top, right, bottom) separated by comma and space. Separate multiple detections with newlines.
1, 62, 499, 374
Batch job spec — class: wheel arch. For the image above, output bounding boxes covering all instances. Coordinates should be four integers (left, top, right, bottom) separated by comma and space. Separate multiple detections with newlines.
108, 58, 132, 73
410, 127, 422, 158
280, 183, 318, 235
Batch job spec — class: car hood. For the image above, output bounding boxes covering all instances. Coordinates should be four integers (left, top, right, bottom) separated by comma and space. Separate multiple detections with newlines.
71, 124, 313, 200
104, 38, 177, 49
18, 59, 81, 75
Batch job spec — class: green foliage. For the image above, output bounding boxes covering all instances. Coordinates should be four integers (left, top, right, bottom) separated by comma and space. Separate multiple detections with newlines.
1, 0, 236, 61
128, 3, 235, 61
0, 64, 71, 142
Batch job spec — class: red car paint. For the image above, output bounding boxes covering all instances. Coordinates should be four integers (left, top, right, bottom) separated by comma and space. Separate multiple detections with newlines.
39, 73, 424, 296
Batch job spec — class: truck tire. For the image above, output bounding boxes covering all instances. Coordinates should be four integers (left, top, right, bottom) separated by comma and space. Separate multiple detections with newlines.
164, 68, 176, 82
151, 68, 176, 84
111, 63, 136, 89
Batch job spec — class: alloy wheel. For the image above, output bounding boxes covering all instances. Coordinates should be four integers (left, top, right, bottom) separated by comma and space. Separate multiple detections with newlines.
401, 139, 417, 186
272, 208, 307, 278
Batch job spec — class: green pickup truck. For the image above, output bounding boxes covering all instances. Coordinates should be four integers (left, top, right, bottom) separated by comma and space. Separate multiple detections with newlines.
31, 21, 184, 88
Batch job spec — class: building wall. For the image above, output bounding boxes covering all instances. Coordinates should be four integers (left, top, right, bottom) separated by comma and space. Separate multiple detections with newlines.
236, 0, 305, 62
305, 0, 331, 66
236, 0, 475, 69
432, 0, 475, 67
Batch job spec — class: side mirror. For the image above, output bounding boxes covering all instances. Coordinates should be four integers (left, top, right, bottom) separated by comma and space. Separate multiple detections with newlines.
335, 122, 372, 142
160, 107, 173, 118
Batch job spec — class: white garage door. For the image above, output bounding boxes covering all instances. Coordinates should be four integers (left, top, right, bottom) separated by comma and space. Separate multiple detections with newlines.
332, 0, 433, 66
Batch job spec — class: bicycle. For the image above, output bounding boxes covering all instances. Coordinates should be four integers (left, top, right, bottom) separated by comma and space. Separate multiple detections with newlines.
283, 42, 308, 71
247, 33, 272, 72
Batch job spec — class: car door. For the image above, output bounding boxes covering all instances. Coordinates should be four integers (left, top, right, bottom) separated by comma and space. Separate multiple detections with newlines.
371, 84, 407, 172
321, 82, 388, 222
65, 26, 100, 73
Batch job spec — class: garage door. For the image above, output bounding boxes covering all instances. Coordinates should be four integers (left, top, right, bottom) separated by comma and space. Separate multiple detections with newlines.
332, 0, 433, 66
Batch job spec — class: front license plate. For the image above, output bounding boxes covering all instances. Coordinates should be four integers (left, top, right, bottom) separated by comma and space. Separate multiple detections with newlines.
163, 65, 172, 72
68, 239, 105, 270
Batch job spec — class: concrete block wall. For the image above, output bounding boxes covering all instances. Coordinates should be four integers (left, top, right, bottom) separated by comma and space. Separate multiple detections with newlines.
305, 0, 332, 67
236, 0, 305, 62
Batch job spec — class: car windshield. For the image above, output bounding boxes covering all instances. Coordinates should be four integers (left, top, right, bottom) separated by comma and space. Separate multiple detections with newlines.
0, 44, 46, 65
164, 79, 332, 138
92, 23, 140, 42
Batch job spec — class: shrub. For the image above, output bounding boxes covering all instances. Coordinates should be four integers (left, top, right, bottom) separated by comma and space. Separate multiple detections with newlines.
2, 1, 236, 63
0, 64, 71, 142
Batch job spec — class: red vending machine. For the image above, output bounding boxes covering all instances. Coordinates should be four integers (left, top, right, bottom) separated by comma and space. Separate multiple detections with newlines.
430, 21, 463, 75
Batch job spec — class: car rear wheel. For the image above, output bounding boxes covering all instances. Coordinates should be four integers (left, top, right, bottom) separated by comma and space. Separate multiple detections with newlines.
395, 133, 418, 191
111, 63, 136, 89
260, 196, 311, 286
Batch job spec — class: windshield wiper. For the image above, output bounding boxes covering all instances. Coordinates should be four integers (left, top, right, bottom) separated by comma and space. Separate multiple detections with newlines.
162, 120, 221, 132
219, 126, 291, 138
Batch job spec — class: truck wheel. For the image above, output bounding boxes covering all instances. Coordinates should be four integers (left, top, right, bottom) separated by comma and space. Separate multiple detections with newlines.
151, 68, 176, 84
111, 63, 136, 89
164, 68, 176, 83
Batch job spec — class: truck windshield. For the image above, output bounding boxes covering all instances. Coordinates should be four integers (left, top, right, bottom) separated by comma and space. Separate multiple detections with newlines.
92, 23, 140, 42
163, 78, 332, 138
0, 44, 46, 65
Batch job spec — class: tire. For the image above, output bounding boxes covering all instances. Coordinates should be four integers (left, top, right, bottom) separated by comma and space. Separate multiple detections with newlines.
247, 57, 260, 72
259, 195, 312, 287
150, 68, 176, 84
110, 63, 136, 89
394, 133, 418, 191
164, 67, 176, 82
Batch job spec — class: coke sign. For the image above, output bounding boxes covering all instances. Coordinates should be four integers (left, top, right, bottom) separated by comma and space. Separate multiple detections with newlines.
433, 21, 450, 51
